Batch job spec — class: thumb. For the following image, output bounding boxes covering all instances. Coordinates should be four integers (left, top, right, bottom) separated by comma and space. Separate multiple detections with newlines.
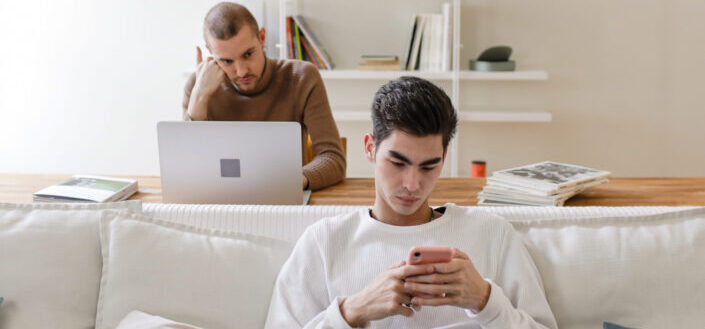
196, 46, 203, 64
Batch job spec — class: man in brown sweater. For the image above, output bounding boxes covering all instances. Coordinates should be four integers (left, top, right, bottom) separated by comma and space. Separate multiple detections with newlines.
183, 2, 346, 191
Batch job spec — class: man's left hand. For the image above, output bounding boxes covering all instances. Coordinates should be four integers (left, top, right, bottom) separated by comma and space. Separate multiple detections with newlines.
403, 248, 491, 313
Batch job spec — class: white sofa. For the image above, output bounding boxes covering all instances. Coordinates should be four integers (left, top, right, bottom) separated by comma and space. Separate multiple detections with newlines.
1, 201, 704, 329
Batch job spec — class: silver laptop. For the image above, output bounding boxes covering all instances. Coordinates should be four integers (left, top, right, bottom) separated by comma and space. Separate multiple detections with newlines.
157, 121, 304, 204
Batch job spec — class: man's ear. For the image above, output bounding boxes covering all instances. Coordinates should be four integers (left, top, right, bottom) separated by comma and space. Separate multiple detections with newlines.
364, 133, 376, 163
259, 27, 266, 45
442, 147, 448, 161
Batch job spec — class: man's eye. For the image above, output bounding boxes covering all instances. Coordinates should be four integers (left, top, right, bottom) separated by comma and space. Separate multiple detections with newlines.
421, 167, 436, 172
390, 161, 404, 167
244, 51, 252, 58
220, 59, 232, 64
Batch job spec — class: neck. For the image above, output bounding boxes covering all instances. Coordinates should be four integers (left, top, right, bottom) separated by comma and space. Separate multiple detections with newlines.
371, 197, 433, 226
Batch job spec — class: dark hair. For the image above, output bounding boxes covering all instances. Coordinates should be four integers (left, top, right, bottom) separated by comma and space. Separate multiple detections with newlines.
204, 2, 260, 41
371, 76, 458, 151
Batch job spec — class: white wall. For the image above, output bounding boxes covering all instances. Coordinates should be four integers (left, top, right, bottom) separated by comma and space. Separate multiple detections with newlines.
0, 0, 274, 175
1, 0, 704, 178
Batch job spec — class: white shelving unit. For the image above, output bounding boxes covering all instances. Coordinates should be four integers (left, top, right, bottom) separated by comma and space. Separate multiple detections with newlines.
277, 0, 549, 177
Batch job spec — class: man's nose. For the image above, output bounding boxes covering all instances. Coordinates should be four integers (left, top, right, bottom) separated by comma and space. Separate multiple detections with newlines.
402, 168, 421, 192
234, 61, 248, 78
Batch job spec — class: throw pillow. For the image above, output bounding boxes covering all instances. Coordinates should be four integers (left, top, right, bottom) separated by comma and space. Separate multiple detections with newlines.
95, 210, 293, 329
0, 201, 141, 329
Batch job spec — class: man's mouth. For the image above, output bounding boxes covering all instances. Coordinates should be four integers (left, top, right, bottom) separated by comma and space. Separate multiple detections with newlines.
396, 196, 420, 205
237, 76, 255, 84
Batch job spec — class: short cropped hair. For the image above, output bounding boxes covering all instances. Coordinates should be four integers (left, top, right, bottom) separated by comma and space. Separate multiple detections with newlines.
204, 2, 259, 41
371, 76, 458, 151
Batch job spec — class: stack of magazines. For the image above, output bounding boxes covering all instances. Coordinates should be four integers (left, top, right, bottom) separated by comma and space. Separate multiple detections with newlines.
478, 161, 610, 206
33, 175, 138, 203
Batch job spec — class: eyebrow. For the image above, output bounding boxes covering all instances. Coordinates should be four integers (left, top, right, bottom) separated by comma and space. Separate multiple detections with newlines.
241, 46, 256, 57
388, 150, 442, 166
214, 47, 256, 62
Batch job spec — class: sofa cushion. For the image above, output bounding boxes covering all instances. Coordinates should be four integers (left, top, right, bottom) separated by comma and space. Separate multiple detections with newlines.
0, 201, 141, 329
116, 310, 204, 329
95, 210, 293, 329
511, 207, 705, 329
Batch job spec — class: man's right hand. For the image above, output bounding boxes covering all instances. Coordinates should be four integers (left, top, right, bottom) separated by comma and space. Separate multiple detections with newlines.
339, 261, 435, 328
187, 46, 226, 120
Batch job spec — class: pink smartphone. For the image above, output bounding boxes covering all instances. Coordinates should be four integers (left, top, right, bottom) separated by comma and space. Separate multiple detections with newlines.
407, 246, 455, 265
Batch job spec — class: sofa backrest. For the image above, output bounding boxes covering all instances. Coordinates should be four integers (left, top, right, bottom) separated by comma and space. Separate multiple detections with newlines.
2, 203, 703, 329
144, 204, 705, 329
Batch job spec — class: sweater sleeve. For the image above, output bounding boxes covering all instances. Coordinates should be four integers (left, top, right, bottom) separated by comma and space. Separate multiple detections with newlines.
465, 227, 558, 329
182, 73, 197, 121
300, 66, 346, 190
264, 227, 354, 329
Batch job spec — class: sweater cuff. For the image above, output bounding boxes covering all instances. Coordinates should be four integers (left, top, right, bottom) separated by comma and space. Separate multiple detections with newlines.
325, 296, 357, 329
464, 280, 512, 327
303, 153, 344, 191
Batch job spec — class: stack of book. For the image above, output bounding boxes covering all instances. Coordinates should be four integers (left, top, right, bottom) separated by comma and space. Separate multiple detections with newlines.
477, 161, 611, 206
33, 175, 138, 203
404, 2, 453, 71
286, 16, 334, 70
357, 55, 401, 71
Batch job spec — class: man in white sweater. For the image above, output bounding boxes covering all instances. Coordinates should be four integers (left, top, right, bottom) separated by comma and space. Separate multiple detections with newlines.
265, 77, 558, 329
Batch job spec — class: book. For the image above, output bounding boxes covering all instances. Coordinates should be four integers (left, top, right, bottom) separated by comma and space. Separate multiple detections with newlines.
404, 15, 420, 70
404, 4, 450, 71
360, 55, 399, 64
358, 55, 401, 70
285, 17, 295, 59
293, 19, 303, 60
305, 35, 328, 69
478, 161, 610, 206
300, 33, 322, 68
357, 60, 402, 71
491, 161, 611, 194
33, 175, 138, 203
291, 15, 335, 69
406, 15, 426, 70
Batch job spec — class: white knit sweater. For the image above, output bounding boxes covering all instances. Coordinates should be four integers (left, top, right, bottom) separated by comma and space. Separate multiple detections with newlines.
265, 204, 558, 329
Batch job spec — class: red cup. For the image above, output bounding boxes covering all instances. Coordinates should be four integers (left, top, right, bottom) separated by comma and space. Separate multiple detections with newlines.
471, 160, 486, 178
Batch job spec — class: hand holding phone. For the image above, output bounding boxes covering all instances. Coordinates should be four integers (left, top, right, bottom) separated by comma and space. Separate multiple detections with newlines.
407, 246, 455, 265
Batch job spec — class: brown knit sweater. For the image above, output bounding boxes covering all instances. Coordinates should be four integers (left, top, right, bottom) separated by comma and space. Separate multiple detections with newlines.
182, 57, 346, 190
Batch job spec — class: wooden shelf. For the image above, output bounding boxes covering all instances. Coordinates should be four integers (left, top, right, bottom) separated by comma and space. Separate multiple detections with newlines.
319, 70, 547, 81
332, 110, 552, 123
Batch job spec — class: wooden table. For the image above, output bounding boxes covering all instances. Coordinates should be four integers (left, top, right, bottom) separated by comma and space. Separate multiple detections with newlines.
2, 174, 705, 206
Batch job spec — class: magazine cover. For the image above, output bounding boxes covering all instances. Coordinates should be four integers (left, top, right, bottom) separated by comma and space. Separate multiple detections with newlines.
33, 175, 137, 202
491, 161, 610, 192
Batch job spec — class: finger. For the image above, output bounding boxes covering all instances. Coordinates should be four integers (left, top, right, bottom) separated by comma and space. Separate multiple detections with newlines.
392, 264, 434, 280
405, 272, 457, 284
404, 282, 458, 296
410, 295, 456, 307
196, 46, 203, 64
395, 304, 415, 317
431, 260, 462, 274
452, 248, 470, 260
